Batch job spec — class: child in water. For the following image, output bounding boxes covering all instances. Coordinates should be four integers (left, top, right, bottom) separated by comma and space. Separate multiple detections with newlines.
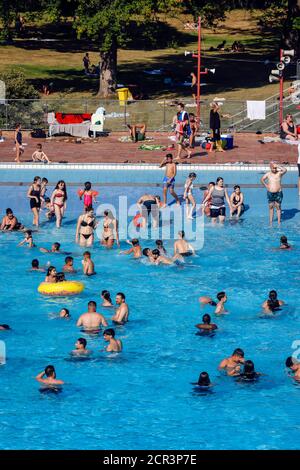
18, 230, 35, 248
183, 172, 197, 219
78, 182, 98, 208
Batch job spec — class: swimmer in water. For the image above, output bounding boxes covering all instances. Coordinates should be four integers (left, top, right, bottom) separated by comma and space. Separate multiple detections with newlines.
155, 239, 167, 255
59, 308, 70, 318
120, 239, 142, 259
285, 356, 300, 381
262, 290, 284, 314
173, 230, 195, 257
35, 365, 64, 385
142, 248, 155, 263
71, 337, 91, 356
218, 348, 245, 376
199, 292, 227, 314
195, 314, 218, 333
77, 301, 108, 332
101, 290, 113, 307
103, 328, 122, 352
18, 230, 34, 248
0, 324, 10, 331
193, 372, 213, 388
1, 208, 23, 231
40, 242, 64, 253
237, 360, 261, 382
30, 259, 46, 272
82, 251, 95, 276
45, 266, 57, 283
63, 256, 77, 273
279, 235, 291, 250
112, 293, 129, 324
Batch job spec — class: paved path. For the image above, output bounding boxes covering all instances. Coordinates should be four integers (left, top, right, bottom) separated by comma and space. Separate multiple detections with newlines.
0, 132, 297, 165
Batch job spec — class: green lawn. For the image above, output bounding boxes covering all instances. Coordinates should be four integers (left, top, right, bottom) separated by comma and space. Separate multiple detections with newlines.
0, 9, 288, 101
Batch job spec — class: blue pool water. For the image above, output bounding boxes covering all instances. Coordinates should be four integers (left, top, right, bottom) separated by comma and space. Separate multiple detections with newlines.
0, 168, 300, 450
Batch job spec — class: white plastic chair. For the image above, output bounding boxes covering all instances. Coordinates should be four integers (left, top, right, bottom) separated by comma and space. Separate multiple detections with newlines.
90, 107, 106, 137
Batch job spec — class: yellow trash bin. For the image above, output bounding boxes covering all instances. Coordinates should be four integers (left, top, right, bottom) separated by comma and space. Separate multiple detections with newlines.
117, 88, 129, 106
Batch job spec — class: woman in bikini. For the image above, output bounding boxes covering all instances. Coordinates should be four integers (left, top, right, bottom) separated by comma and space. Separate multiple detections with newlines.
75, 205, 97, 247
101, 210, 119, 248
27, 176, 41, 227
50, 180, 67, 228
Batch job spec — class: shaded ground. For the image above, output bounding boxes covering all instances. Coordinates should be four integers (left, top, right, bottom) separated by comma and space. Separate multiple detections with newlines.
0, 131, 297, 165
0, 10, 293, 101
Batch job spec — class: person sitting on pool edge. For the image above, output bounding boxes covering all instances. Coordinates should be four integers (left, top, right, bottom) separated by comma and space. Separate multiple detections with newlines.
63, 256, 77, 273
77, 301, 108, 333
103, 328, 122, 352
127, 123, 147, 143
195, 314, 218, 334
35, 365, 64, 386
30, 259, 46, 272
71, 338, 91, 356
199, 292, 228, 314
82, 251, 96, 276
262, 290, 284, 314
112, 293, 129, 324
285, 356, 300, 381
218, 348, 245, 376
119, 239, 142, 259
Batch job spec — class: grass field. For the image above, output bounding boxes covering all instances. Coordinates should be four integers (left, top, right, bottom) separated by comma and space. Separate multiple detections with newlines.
0, 10, 293, 101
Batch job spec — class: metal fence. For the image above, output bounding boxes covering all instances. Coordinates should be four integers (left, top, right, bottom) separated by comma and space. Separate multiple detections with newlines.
0, 96, 298, 133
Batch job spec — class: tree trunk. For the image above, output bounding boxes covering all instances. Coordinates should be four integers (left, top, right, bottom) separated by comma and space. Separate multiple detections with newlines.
98, 40, 117, 98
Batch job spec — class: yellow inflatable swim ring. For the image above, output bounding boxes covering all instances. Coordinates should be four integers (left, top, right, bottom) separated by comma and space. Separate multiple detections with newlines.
38, 281, 85, 296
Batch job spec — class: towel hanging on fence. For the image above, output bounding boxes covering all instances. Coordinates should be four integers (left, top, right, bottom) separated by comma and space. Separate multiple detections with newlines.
246, 101, 266, 120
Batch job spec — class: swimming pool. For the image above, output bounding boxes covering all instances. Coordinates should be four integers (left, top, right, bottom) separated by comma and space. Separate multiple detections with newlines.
0, 166, 300, 450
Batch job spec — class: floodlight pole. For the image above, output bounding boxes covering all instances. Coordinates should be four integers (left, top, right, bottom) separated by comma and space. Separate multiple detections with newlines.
192, 17, 208, 128
279, 48, 284, 126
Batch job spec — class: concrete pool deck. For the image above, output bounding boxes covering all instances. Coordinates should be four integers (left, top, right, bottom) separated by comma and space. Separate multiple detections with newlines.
0, 131, 298, 166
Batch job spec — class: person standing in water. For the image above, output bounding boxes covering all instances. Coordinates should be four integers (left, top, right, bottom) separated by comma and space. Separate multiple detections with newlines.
159, 154, 180, 207
202, 177, 231, 224
27, 176, 41, 227
260, 162, 287, 226
173, 231, 195, 257
183, 173, 197, 219
218, 348, 245, 376
76, 206, 97, 247
101, 210, 119, 248
50, 180, 67, 228
103, 328, 122, 352
35, 365, 64, 385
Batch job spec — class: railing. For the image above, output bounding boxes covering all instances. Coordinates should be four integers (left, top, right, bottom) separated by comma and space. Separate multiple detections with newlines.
0, 97, 298, 133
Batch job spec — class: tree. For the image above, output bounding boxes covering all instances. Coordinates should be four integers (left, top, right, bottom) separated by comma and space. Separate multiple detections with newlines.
73, 0, 180, 97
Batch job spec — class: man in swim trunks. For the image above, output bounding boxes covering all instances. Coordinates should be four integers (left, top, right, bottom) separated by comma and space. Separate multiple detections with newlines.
174, 230, 195, 257
35, 365, 64, 385
137, 194, 160, 228
218, 348, 245, 376
103, 328, 122, 352
77, 301, 108, 332
159, 154, 180, 208
261, 162, 287, 226
71, 338, 91, 356
112, 293, 129, 324
286, 356, 300, 381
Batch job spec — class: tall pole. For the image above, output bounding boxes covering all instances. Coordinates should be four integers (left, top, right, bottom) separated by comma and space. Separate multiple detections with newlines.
196, 16, 201, 126
279, 48, 284, 125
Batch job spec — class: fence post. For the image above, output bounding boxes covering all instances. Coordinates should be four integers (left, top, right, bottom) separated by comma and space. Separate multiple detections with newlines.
163, 100, 166, 131
5, 102, 8, 130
